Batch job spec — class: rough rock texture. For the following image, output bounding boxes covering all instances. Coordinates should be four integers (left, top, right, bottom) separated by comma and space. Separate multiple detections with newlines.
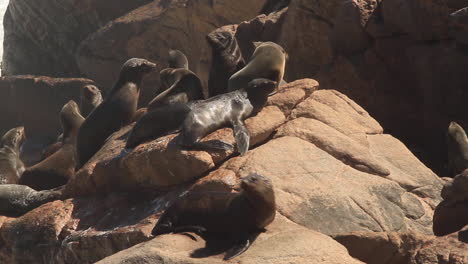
0, 79, 445, 263
335, 231, 468, 264
97, 215, 364, 264
0, 76, 95, 165
218, 0, 467, 176
433, 169, 468, 236
2, 0, 152, 77
76, 0, 268, 105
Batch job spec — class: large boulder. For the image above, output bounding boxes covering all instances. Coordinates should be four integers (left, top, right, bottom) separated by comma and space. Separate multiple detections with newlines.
76, 0, 269, 105
2, 0, 152, 77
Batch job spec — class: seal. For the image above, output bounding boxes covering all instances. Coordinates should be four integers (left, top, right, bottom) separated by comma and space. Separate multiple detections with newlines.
168, 49, 189, 69
20, 100, 85, 190
447, 121, 468, 177
80, 84, 103, 118
76, 58, 157, 167
151, 173, 276, 260
228, 42, 286, 93
0, 127, 26, 184
126, 78, 276, 156
147, 68, 204, 110
207, 29, 245, 96
0, 184, 63, 217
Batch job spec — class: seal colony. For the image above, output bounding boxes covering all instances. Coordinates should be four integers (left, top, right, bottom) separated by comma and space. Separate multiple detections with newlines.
0, 39, 286, 259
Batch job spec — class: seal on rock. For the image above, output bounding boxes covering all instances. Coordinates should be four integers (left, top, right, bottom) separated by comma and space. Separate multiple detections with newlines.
76, 58, 157, 167
0, 184, 63, 217
168, 49, 189, 69
147, 68, 204, 110
126, 78, 276, 156
0, 127, 26, 184
207, 29, 245, 96
151, 173, 276, 260
20, 100, 85, 190
228, 42, 286, 93
447, 121, 468, 177
80, 84, 103, 118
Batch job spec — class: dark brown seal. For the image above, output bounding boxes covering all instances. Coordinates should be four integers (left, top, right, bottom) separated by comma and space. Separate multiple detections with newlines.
151, 173, 276, 260
0, 184, 63, 217
20, 100, 84, 190
207, 29, 245, 96
168, 49, 189, 69
80, 84, 103, 118
126, 78, 276, 155
147, 68, 204, 110
0, 127, 26, 184
76, 58, 157, 168
228, 42, 286, 93
447, 121, 468, 177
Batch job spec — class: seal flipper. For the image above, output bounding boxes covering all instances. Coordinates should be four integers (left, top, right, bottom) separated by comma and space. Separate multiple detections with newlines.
173, 225, 207, 236
190, 140, 234, 151
223, 238, 251, 260
232, 119, 250, 156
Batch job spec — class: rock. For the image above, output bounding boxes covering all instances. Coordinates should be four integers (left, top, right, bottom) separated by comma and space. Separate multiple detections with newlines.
334, 231, 468, 264
97, 215, 364, 264
433, 169, 468, 236
76, 0, 268, 106
382, 0, 450, 40
2, 0, 151, 77
0, 76, 95, 165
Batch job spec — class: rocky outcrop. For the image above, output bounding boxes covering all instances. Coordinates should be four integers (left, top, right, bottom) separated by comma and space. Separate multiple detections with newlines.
76, 0, 269, 105
0, 79, 445, 263
0, 76, 95, 165
433, 169, 468, 236
2, 0, 152, 77
335, 231, 468, 264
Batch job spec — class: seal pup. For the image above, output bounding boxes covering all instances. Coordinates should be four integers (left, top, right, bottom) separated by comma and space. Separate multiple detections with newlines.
228, 42, 286, 93
80, 84, 103, 118
168, 49, 189, 69
207, 30, 245, 96
0, 127, 26, 184
447, 121, 468, 177
20, 101, 85, 190
126, 78, 277, 156
0, 184, 63, 217
76, 58, 157, 168
151, 173, 276, 260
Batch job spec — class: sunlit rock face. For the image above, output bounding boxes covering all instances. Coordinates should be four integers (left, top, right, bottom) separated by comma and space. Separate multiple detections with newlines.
0, 0, 8, 62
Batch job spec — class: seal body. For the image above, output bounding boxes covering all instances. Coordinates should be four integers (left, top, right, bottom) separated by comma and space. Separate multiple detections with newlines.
76, 58, 156, 167
168, 49, 189, 69
0, 127, 26, 184
447, 121, 468, 177
147, 68, 204, 110
152, 173, 276, 260
80, 84, 103, 118
207, 30, 245, 96
0, 184, 62, 217
228, 42, 286, 92
126, 79, 276, 155
20, 101, 84, 190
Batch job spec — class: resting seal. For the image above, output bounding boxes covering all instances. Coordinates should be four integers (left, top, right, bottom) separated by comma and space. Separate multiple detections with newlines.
80, 84, 103, 118
0, 184, 63, 217
0, 127, 26, 184
228, 42, 286, 93
126, 78, 276, 156
151, 173, 276, 260
207, 30, 245, 96
76, 58, 157, 167
447, 121, 468, 177
20, 100, 84, 190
